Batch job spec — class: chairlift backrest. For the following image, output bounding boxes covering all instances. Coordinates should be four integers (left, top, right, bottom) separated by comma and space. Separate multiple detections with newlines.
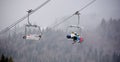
23, 24, 42, 40
66, 25, 82, 35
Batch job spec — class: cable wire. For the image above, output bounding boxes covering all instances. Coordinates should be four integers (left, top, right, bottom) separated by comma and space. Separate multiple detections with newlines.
52, 15, 74, 28
0, 0, 50, 34
51, 0, 96, 29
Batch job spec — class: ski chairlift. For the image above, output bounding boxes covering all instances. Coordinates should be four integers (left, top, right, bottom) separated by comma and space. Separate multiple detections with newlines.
23, 9, 42, 40
66, 25, 84, 44
23, 24, 42, 40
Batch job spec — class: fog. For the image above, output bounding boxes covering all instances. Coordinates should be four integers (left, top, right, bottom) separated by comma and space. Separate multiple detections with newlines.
0, 0, 120, 62
0, 0, 120, 29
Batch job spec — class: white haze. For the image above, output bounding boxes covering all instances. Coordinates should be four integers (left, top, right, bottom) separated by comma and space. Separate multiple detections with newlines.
0, 0, 120, 30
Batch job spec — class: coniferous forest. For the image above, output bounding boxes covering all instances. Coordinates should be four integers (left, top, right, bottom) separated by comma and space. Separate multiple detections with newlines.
0, 18, 120, 62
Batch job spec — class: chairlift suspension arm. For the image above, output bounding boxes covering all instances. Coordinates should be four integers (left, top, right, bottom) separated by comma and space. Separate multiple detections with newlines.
27, 9, 32, 25
0, 0, 50, 34
78, 13, 80, 26
74, 11, 80, 26
27, 10, 30, 25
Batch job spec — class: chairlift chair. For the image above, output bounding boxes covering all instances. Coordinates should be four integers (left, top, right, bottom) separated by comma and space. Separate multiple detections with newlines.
23, 10, 42, 40
23, 24, 42, 40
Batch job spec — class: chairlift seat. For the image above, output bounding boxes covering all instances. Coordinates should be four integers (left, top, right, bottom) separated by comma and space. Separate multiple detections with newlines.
23, 34, 41, 40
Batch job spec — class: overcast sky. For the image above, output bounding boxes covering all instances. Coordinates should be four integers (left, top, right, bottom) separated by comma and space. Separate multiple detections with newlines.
0, 0, 120, 30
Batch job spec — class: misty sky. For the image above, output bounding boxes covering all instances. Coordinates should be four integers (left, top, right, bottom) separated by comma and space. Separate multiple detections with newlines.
0, 0, 120, 30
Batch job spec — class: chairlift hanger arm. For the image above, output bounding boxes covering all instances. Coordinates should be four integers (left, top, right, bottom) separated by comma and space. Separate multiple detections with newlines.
0, 0, 51, 34
74, 0, 96, 26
